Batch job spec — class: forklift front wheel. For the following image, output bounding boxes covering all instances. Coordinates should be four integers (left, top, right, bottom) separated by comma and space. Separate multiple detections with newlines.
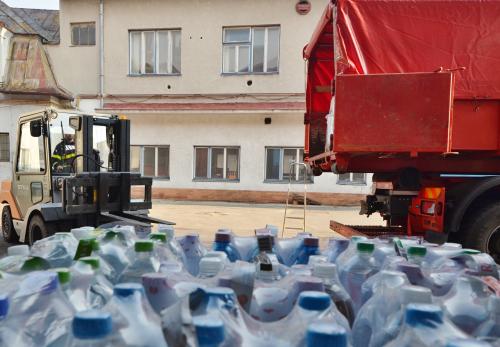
2, 205, 19, 243
28, 214, 48, 246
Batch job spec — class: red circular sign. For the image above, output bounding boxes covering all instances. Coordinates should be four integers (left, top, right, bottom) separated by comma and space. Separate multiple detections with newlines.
296, 1, 311, 15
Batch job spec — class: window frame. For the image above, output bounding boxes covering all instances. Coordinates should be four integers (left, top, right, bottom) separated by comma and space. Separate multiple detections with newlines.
264, 147, 312, 183
128, 29, 182, 76
0, 132, 9, 162
130, 145, 170, 179
222, 25, 280, 75
193, 146, 240, 182
16, 121, 46, 175
70, 22, 96, 46
337, 172, 367, 186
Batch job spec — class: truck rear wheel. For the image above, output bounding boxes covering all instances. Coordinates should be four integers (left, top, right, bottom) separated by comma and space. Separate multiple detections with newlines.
462, 202, 500, 262
2, 205, 19, 243
28, 215, 48, 246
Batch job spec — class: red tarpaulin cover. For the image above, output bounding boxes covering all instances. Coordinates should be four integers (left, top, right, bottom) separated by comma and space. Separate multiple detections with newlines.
305, 0, 500, 158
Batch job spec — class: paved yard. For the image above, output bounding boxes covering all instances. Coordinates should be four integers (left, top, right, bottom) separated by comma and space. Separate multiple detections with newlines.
0, 200, 385, 256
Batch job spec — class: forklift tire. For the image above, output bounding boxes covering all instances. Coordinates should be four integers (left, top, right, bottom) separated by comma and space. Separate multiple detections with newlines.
27, 214, 48, 246
2, 205, 19, 243
461, 201, 500, 263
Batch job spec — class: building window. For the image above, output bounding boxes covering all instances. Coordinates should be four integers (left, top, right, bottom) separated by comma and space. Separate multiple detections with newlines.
0, 133, 9, 162
129, 29, 181, 75
194, 147, 239, 181
71, 22, 96, 46
222, 26, 280, 74
130, 145, 169, 179
265, 147, 310, 182
337, 173, 366, 185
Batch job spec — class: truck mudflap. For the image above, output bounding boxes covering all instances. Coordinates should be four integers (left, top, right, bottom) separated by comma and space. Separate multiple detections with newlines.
330, 220, 408, 239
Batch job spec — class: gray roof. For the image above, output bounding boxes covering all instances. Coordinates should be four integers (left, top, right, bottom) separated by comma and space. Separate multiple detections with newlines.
0, 1, 59, 43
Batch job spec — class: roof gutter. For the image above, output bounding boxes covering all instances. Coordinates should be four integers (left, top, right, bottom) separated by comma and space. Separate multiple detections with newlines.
99, 0, 104, 108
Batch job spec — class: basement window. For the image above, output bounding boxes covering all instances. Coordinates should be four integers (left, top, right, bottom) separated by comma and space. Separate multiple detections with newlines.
71, 22, 96, 46
337, 173, 367, 185
194, 146, 239, 181
265, 147, 312, 183
131, 145, 170, 179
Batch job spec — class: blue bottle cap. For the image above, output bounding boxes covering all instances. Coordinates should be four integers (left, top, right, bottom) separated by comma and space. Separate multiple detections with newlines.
405, 303, 443, 326
446, 339, 492, 347
113, 283, 144, 297
0, 294, 9, 319
298, 291, 331, 311
72, 310, 112, 340
193, 315, 225, 346
306, 322, 347, 347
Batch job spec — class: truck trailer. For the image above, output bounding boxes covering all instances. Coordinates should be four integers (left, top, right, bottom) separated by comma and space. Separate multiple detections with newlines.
304, 0, 500, 260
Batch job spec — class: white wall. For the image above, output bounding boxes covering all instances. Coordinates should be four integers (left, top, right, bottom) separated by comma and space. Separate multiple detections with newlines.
129, 112, 372, 194
0, 28, 12, 84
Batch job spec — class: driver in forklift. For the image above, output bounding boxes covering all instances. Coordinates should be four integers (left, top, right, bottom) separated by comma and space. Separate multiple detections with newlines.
51, 133, 76, 173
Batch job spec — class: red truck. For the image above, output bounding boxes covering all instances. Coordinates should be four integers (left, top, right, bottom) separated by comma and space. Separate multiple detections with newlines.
304, 0, 500, 260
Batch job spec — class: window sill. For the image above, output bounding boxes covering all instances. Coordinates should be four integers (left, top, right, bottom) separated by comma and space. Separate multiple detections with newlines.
69, 45, 96, 47
221, 71, 279, 76
151, 177, 170, 181
192, 178, 240, 183
336, 182, 367, 186
264, 179, 313, 184
127, 73, 181, 77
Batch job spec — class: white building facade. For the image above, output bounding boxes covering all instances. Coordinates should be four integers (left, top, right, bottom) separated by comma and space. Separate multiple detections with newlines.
6, 0, 372, 205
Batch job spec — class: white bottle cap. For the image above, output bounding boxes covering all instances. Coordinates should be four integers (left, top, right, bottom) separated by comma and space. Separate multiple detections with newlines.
313, 263, 338, 279
199, 257, 224, 277
401, 285, 432, 305
7, 244, 30, 256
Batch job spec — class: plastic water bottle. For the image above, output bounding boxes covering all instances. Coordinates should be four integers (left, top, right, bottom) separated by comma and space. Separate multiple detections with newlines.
296, 237, 320, 265
250, 284, 290, 321
119, 240, 159, 283
104, 283, 167, 347
372, 238, 397, 269
336, 236, 367, 270
441, 276, 490, 334
69, 310, 113, 347
212, 230, 241, 262
275, 233, 308, 266
296, 291, 351, 333
97, 230, 131, 282
370, 285, 433, 347
7, 245, 29, 256
178, 233, 207, 276
76, 257, 113, 308
324, 238, 349, 263
352, 271, 409, 347
1, 271, 74, 346
193, 315, 225, 347
360, 270, 408, 306
406, 245, 427, 265
30, 232, 78, 268
71, 226, 97, 241
313, 263, 355, 325
54, 266, 94, 311
339, 241, 378, 313
385, 304, 467, 347
158, 225, 187, 264
474, 295, 500, 341
306, 322, 348, 347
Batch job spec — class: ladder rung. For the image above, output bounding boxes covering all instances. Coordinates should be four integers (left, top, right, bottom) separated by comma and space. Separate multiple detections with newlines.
286, 205, 306, 209
285, 227, 304, 230
286, 216, 304, 220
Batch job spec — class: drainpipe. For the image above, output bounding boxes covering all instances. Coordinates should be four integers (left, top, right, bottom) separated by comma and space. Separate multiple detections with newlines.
99, 0, 104, 108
